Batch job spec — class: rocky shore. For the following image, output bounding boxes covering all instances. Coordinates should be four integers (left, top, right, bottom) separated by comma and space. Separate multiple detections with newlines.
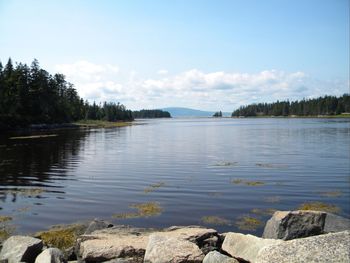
1, 210, 349, 263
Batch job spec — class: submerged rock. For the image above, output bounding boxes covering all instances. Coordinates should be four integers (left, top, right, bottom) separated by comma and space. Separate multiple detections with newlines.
257, 230, 350, 263
84, 219, 113, 235
0, 235, 43, 263
221, 232, 282, 263
35, 248, 65, 263
262, 210, 326, 240
203, 251, 239, 263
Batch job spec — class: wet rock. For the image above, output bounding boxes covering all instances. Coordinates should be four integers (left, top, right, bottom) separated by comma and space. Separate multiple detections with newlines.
144, 234, 204, 263
222, 232, 283, 263
262, 210, 326, 240
257, 230, 350, 263
203, 251, 239, 263
0, 235, 43, 263
84, 219, 113, 235
324, 213, 350, 233
35, 248, 66, 263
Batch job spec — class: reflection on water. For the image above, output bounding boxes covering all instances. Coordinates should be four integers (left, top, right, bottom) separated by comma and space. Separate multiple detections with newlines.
0, 118, 349, 235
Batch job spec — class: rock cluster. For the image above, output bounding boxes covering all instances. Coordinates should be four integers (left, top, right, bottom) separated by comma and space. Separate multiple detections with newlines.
0, 211, 349, 263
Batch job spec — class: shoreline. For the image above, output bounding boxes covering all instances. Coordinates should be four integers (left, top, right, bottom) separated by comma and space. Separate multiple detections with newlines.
1, 210, 349, 263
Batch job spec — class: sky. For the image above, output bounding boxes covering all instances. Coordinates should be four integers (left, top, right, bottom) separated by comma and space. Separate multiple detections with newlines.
0, 0, 349, 111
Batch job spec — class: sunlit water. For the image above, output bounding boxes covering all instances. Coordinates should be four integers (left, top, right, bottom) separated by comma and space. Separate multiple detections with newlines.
0, 118, 349, 235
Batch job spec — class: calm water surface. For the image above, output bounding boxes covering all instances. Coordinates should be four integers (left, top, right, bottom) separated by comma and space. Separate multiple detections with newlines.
0, 118, 349, 235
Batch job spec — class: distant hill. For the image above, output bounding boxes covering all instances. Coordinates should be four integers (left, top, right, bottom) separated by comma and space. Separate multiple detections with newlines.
161, 107, 230, 117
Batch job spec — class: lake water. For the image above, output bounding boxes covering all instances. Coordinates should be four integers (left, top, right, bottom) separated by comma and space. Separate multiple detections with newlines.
1, 118, 349, 235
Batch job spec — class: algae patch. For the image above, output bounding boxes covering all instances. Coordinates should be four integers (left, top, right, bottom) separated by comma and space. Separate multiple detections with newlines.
251, 208, 277, 216
213, 161, 238, 167
35, 224, 86, 250
235, 216, 263, 231
144, 182, 165, 193
231, 179, 265, 186
319, 191, 342, 198
0, 226, 15, 242
0, 216, 12, 223
201, 216, 230, 226
112, 202, 163, 219
5, 188, 45, 197
298, 202, 341, 214
256, 163, 287, 169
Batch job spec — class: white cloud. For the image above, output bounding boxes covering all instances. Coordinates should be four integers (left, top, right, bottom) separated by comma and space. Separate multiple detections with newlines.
157, 69, 168, 75
55, 61, 348, 111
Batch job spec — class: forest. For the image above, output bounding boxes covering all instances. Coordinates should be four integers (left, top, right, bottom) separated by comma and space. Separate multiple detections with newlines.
232, 94, 350, 117
0, 58, 133, 129
132, 109, 171, 118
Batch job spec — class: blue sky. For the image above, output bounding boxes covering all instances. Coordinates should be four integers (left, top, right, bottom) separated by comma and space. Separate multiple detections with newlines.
0, 0, 349, 111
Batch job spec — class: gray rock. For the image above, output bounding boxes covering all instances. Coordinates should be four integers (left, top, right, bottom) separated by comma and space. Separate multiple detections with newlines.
0, 236, 43, 263
203, 251, 239, 263
144, 234, 204, 263
262, 210, 326, 240
222, 232, 283, 263
35, 248, 65, 263
324, 213, 350, 233
77, 225, 217, 262
84, 219, 113, 235
257, 230, 350, 263
77, 226, 151, 262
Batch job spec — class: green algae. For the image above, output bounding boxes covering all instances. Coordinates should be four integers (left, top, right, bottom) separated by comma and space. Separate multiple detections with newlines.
0, 216, 12, 223
251, 208, 277, 216
231, 179, 265, 186
144, 182, 165, 193
298, 202, 341, 214
35, 224, 86, 250
235, 216, 263, 231
201, 216, 231, 226
112, 202, 163, 219
319, 191, 343, 198
213, 161, 238, 167
5, 188, 45, 197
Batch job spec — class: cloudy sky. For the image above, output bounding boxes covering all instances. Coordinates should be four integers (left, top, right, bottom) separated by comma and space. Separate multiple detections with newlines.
0, 0, 349, 111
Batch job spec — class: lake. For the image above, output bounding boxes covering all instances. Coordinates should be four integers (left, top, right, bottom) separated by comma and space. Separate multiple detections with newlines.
0, 118, 349, 235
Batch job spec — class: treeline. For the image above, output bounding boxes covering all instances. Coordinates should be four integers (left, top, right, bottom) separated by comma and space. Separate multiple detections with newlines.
0, 58, 133, 129
132, 109, 171, 118
232, 94, 350, 117
213, 111, 222, 117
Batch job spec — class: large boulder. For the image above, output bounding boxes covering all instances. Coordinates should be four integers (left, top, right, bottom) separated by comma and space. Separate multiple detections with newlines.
0, 235, 43, 263
203, 251, 239, 263
257, 230, 350, 263
324, 213, 350, 233
35, 248, 66, 263
262, 210, 326, 240
160, 226, 219, 253
144, 234, 204, 263
76, 226, 152, 262
221, 232, 283, 263
77, 225, 217, 262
